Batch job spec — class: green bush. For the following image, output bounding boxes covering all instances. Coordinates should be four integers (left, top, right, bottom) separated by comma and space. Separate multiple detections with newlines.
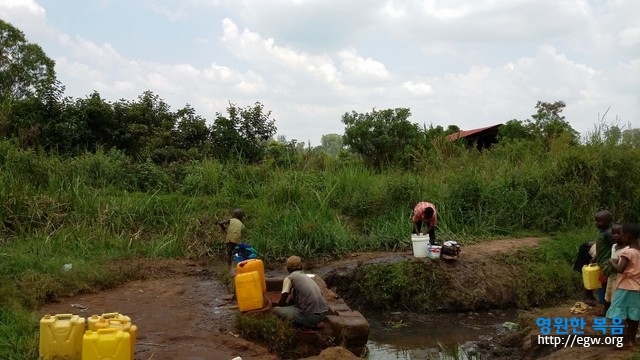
346, 260, 452, 312
235, 314, 297, 358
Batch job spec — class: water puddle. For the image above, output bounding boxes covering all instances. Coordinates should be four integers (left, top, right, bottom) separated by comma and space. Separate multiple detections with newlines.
364, 309, 520, 359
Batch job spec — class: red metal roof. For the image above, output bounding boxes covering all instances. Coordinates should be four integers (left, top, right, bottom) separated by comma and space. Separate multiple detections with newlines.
446, 124, 502, 141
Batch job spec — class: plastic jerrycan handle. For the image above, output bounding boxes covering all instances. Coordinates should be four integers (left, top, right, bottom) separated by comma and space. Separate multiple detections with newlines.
54, 314, 74, 320
96, 328, 118, 334
102, 313, 120, 319
108, 319, 130, 329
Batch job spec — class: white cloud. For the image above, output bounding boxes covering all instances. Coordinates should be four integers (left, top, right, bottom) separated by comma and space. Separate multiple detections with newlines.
220, 17, 343, 94
0, 0, 637, 145
220, 18, 338, 80
411, 44, 620, 133
618, 26, 640, 47
0, 0, 48, 38
421, 0, 472, 20
338, 48, 391, 81
0, 0, 43, 13
379, 0, 405, 19
58, 34, 126, 67
149, 3, 189, 22
403, 81, 434, 97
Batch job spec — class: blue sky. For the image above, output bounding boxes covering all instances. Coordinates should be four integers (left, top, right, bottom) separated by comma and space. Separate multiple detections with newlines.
1, 0, 638, 146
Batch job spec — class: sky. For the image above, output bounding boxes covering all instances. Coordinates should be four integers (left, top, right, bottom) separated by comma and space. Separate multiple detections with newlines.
1, 0, 639, 146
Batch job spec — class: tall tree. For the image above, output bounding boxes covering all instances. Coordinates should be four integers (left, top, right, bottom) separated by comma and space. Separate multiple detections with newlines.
342, 108, 421, 170
622, 129, 640, 148
423, 124, 461, 141
0, 20, 64, 147
529, 100, 579, 146
210, 101, 277, 163
498, 101, 579, 147
110, 91, 177, 161
0, 19, 62, 101
498, 119, 533, 142
37, 92, 117, 155
75, 92, 117, 151
318, 133, 343, 156
174, 104, 210, 152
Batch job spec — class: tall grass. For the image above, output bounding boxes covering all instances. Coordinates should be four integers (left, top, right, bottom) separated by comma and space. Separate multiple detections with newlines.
0, 308, 38, 360
3, 139, 639, 251
501, 232, 589, 307
1, 137, 638, 280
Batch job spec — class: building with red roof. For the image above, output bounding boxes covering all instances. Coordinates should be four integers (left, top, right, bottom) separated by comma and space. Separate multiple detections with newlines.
446, 124, 503, 150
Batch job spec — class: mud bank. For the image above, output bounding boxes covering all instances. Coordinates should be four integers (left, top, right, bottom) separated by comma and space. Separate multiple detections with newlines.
292, 237, 575, 313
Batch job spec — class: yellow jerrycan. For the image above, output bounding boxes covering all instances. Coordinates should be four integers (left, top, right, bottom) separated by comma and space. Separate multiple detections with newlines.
82, 328, 131, 360
87, 312, 131, 330
39, 313, 85, 360
235, 270, 265, 312
237, 259, 266, 293
582, 263, 602, 290
88, 313, 137, 360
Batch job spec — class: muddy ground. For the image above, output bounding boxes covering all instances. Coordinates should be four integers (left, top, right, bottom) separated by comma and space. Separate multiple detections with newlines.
40, 259, 277, 360
39, 238, 640, 359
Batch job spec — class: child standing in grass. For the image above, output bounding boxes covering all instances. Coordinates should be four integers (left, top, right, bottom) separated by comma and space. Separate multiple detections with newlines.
606, 223, 640, 348
604, 223, 626, 314
217, 208, 245, 266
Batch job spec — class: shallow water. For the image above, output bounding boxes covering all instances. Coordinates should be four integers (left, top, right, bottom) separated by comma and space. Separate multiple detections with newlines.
364, 309, 520, 359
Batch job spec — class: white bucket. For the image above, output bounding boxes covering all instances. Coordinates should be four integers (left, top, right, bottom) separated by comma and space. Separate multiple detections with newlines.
411, 234, 430, 258
427, 245, 442, 259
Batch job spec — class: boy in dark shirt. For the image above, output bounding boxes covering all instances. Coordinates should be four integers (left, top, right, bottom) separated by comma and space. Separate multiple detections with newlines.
591, 210, 614, 314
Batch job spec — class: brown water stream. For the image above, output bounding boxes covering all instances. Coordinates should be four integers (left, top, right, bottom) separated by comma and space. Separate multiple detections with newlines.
364, 309, 520, 359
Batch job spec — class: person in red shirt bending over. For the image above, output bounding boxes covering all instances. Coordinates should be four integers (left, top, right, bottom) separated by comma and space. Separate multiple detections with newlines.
412, 201, 438, 245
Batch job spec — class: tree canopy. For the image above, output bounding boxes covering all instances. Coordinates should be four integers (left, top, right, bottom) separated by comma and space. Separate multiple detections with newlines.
498, 100, 579, 147
0, 19, 62, 102
318, 133, 344, 156
210, 101, 277, 163
342, 108, 421, 170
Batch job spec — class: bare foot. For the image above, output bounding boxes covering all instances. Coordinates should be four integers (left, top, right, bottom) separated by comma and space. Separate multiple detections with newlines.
583, 298, 596, 306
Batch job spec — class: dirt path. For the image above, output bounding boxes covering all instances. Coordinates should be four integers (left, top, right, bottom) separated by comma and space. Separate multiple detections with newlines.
39, 237, 546, 359
462, 237, 542, 260
296, 237, 545, 278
